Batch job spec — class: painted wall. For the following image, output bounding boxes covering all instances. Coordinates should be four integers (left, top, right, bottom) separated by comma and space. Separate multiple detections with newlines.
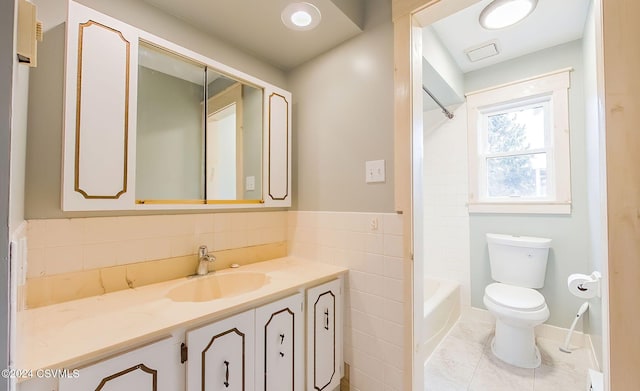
136, 67, 204, 200
466, 40, 592, 328
287, 0, 395, 212
25, 0, 287, 219
422, 104, 470, 305
582, 0, 604, 367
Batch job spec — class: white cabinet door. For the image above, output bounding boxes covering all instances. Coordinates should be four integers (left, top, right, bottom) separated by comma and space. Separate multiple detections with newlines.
306, 279, 343, 391
62, 1, 138, 211
186, 310, 255, 391
262, 86, 291, 208
59, 337, 180, 391
255, 293, 303, 391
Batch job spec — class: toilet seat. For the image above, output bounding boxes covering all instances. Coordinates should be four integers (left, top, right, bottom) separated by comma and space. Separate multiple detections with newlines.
484, 283, 546, 311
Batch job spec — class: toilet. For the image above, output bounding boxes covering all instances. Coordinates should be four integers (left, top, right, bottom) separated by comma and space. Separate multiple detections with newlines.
483, 233, 552, 368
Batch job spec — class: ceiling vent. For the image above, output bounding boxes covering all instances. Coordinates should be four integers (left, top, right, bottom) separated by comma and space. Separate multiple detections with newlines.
465, 40, 500, 62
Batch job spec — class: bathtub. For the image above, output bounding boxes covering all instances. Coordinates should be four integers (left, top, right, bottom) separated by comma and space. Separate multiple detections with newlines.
419, 278, 461, 360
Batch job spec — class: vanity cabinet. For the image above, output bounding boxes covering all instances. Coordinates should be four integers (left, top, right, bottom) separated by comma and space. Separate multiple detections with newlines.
19, 277, 343, 391
58, 337, 181, 391
255, 294, 304, 391
184, 293, 304, 391
306, 279, 343, 391
62, 1, 292, 211
185, 310, 255, 391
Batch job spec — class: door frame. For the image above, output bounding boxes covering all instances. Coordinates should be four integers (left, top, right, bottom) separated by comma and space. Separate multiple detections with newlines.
390, 0, 612, 390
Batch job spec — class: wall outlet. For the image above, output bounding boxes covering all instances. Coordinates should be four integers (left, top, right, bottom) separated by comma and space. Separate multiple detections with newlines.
370, 217, 379, 231
365, 160, 385, 183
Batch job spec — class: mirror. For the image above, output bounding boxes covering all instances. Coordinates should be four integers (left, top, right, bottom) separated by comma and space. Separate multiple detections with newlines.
136, 42, 263, 203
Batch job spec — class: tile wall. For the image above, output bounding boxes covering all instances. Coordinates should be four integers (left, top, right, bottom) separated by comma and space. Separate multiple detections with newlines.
288, 211, 406, 391
23, 210, 408, 390
26, 211, 288, 279
423, 105, 471, 305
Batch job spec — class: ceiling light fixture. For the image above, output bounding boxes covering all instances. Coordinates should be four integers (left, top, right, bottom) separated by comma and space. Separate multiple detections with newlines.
479, 0, 537, 30
281, 2, 321, 31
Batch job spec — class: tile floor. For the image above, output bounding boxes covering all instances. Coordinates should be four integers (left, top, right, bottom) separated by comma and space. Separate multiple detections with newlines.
425, 317, 593, 390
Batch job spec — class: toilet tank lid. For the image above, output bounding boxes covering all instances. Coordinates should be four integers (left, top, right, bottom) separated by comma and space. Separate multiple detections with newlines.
486, 233, 552, 248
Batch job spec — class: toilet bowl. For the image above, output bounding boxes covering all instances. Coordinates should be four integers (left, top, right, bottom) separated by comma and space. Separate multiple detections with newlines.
484, 233, 552, 369
484, 282, 549, 368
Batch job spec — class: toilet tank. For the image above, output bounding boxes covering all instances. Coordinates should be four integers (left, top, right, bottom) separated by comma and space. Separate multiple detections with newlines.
486, 233, 552, 288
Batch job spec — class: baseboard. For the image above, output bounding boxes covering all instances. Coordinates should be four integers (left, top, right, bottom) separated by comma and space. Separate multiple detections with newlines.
463, 306, 589, 346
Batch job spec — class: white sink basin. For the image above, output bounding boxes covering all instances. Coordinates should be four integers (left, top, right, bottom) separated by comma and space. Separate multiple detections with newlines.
166, 272, 269, 302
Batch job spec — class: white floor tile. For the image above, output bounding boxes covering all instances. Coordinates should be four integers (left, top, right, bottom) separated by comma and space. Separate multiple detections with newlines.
424, 320, 592, 391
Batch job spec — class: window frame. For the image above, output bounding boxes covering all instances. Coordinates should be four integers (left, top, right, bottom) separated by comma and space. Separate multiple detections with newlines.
466, 69, 572, 214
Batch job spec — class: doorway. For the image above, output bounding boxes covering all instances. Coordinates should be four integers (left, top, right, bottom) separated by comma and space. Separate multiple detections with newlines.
397, 0, 610, 389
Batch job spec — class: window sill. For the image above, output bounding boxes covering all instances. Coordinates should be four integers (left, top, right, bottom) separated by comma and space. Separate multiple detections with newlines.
468, 202, 571, 215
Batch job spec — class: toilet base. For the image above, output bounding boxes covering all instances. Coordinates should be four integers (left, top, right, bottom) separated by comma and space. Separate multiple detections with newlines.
490, 318, 542, 368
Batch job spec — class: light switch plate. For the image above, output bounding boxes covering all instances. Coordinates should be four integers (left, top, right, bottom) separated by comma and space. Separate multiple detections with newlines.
365, 160, 385, 183
245, 176, 256, 191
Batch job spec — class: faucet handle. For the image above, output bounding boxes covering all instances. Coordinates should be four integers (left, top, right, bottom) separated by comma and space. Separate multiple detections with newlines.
198, 245, 208, 257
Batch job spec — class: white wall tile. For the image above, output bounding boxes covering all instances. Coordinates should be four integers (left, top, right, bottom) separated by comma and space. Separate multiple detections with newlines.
25, 211, 408, 390
383, 235, 403, 258
383, 277, 404, 303
287, 211, 407, 390
383, 256, 403, 280
383, 214, 403, 235
82, 242, 119, 270
46, 246, 83, 275
383, 363, 404, 390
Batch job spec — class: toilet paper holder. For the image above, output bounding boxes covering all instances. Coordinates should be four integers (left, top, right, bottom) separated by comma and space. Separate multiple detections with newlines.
567, 271, 602, 299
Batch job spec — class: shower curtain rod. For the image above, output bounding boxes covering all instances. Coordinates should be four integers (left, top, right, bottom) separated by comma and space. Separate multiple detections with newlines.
422, 85, 454, 119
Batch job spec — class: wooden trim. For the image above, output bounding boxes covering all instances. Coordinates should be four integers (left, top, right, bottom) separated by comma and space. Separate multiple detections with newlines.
392, 0, 439, 21
465, 67, 573, 97
603, 0, 640, 389
393, 14, 412, 215
95, 363, 157, 390
264, 307, 295, 390
313, 290, 335, 391
201, 328, 246, 391
74, 20, 129, 199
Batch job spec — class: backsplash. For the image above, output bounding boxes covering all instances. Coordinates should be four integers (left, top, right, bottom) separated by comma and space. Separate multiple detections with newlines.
288, 211, 406, 391
26, 211, 287, 278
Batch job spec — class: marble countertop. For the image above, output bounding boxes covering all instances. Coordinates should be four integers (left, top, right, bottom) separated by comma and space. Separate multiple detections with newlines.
17, 257, 347, 371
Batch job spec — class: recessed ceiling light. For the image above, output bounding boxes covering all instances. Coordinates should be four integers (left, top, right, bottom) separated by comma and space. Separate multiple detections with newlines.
479, 0, 537, 30
281, 2, 321, 31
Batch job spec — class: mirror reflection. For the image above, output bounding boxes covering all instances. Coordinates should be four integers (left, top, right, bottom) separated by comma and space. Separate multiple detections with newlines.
136, 42, 263, 203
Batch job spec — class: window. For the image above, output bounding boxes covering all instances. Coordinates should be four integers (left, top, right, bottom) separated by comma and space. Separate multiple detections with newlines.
466, 69, 572, 214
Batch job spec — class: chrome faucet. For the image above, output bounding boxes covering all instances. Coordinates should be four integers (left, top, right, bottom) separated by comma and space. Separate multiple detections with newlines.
196, 245, 216, 276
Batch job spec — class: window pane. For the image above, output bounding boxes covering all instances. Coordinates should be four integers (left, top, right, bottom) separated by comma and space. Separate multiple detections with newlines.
487, 153, 547, 197
487, 105, 545, 153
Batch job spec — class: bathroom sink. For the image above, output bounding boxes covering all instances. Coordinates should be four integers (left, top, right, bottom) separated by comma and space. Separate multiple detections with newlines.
166, 272, 269, 302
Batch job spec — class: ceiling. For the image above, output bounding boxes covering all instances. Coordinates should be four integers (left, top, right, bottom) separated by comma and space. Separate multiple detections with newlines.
141, 0, 365, 70
431, 0, 591, 73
